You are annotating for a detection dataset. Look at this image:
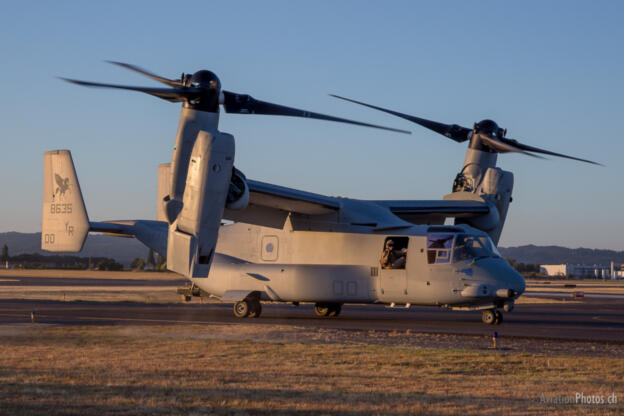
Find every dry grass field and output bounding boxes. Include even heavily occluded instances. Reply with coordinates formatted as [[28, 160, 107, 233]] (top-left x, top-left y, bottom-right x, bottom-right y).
[[0, 325, 622, 415], [1, 270, 623, 414]]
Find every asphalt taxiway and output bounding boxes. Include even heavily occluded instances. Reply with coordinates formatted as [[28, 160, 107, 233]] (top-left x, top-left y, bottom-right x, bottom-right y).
[[1, 271, 623, 343], [1, 298, 623, 343]]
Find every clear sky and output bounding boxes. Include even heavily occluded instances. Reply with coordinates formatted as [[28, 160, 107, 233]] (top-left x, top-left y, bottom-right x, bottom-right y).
[[0, 1, 622, 249]]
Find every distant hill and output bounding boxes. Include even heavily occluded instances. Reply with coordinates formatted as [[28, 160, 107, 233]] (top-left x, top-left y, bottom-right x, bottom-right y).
[[0, 232, 148, 266], [499, 245, 624, 266]]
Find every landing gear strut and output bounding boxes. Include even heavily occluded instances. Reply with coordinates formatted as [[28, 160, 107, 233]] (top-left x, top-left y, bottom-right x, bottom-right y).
[[494, 310, 503, 324], [314, 302, 342, 317], [233, 299, 262, 318], [482, 309, 503, 325]]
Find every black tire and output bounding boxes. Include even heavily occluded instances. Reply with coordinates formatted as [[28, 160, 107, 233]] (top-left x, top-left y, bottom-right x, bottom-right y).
[[328, 304, 342, 317], [248, 301, 262, 318], [482, 309, 496, 325], [233, 301, 250, 318], [494, 310, 503, 325], [314, 303, 330, 317]]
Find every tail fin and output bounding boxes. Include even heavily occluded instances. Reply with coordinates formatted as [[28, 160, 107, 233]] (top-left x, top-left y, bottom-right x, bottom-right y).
[[42, 150, 89, 252]]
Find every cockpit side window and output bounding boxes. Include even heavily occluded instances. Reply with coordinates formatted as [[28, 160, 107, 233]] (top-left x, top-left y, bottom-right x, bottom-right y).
[[479, 236, 502, 258], [380, 237, 408, 270], [452, 234, 500, 262], [426, 234, 454, 265]]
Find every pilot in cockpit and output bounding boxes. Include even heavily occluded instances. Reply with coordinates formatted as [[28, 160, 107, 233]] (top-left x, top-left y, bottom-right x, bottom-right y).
[[453, 241, 472, 261], [380, 239, 407, 269]]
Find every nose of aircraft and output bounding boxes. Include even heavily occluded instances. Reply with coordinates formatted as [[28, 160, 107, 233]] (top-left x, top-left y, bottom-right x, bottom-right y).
[[510, 267, 526, 296], [471, 258, 526, 296]]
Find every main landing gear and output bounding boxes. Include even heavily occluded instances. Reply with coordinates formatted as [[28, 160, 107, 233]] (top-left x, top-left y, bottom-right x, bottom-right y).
[[314, 302, 342, 317], [481, 309, 503, 325], [233, 299, 262, 318]]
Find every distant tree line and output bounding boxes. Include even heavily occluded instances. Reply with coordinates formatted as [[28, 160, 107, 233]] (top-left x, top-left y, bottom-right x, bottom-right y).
[[130, 248, 166, 271], [1, 244, 8, 264], [1, 243, 169, 272], [7, 252, 123, 270]]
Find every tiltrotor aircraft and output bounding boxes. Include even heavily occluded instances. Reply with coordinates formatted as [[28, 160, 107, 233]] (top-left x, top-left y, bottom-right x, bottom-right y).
[[42, 62, 598, 325]]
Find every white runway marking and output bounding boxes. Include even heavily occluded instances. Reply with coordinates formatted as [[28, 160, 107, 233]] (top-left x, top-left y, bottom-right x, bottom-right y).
[[525, 292, 624, 300]]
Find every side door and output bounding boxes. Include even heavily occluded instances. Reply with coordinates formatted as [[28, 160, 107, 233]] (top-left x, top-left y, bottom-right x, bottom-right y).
[[423, 233, 456, 304], [378, 236, 408, 301]]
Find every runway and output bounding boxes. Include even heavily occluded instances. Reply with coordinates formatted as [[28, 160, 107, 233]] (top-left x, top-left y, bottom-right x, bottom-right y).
[[1, 271, 623, 343], [1, 297, 623, 343]]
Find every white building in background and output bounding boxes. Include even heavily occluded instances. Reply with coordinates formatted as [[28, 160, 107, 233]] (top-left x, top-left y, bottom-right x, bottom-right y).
[[540, 263, 623, 279]]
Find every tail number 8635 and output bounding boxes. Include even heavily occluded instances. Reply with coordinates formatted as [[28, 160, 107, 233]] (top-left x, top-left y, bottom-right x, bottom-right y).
[[50, 203, 72, 214]]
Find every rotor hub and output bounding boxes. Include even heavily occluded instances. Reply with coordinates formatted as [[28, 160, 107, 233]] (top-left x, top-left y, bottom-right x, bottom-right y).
[[475, 119, 501, 136], [186, 70, 221, 112], [189, 70, 221, 91]]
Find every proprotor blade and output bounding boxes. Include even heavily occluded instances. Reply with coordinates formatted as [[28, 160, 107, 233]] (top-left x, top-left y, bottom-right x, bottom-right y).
[[59, 77, 201, 103], [499, 137, 603, 166], [222, 91, 411, 134], [477, 134, 545, 159], [331, 94, 470, 142], [106, 61, 184, 88]]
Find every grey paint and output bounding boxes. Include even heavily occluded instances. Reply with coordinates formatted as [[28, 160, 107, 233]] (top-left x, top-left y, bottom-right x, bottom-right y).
[[41, 101, 525, 316], [41, 150, 89, 252]]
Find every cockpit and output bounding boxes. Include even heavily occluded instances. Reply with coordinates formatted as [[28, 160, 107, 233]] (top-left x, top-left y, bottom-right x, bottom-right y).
[[427, 233, 501, 264]]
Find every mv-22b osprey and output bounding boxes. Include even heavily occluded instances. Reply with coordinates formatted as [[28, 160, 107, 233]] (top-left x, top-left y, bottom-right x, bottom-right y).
[[42, 62, 598, 325]]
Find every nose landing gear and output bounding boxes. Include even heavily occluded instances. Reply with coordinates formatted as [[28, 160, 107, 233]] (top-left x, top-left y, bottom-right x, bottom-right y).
[[482, 309, 503, 325]]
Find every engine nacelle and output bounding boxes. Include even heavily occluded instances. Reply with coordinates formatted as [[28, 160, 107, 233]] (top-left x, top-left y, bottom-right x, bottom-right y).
[[448, 148, 514, 245], [167, 129, 234, 277], [226, 167, 249, 211]]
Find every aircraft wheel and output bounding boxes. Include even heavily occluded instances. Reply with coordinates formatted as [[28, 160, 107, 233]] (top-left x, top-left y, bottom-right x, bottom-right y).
[[328, 304, 342, 317], [481, 309, 496, 325], [314, 303, 331, 317], [494, 310, 503, 325], [248, 301, 262, 318], [233, 301, 250, 318]]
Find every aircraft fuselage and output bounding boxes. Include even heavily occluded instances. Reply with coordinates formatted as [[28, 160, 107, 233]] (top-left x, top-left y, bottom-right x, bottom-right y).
[[190, 222, 525, 310]]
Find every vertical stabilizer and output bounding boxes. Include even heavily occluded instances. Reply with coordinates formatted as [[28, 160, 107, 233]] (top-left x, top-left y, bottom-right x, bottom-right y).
[[42, 150, 89, 252]]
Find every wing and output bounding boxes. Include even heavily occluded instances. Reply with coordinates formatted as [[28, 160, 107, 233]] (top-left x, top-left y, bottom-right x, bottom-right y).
[[372, 200, 490, 225], [223, 180, 341, 228], [224, 179, 491, 228], [245, 180, 340, 214], [54, 173, 63, 187]]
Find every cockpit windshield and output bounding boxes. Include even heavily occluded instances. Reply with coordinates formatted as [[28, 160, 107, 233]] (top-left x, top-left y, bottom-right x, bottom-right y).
[[452, 233, 501, 263], [426, 232, 502, 264]]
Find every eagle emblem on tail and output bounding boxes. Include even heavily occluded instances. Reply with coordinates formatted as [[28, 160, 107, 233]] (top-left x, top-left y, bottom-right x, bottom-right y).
[[54, 174, 70, 198]]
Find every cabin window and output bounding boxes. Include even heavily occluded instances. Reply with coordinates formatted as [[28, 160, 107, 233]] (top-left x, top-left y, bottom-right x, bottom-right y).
[[427, 234, 454, 264], [380, 237, 408, 270], [261, 235, 279, 261]]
